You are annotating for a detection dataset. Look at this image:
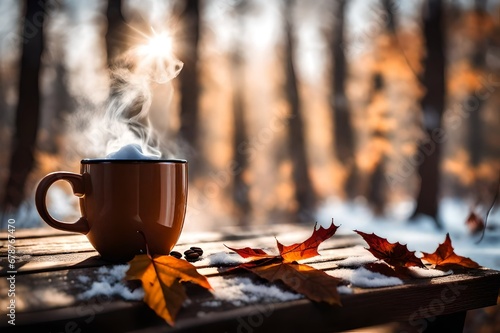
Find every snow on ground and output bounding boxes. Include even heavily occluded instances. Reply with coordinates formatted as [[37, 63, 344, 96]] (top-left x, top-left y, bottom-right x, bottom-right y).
[[407, 266, 453, 278], [196, 252, 247, 266], [337, 285, 353, 294], [336, 255, 377, 267], [78, 265, 144, 301], [316, 197, 500, 270], [205, 276, 303, 307], [328, 268, 403, 288]]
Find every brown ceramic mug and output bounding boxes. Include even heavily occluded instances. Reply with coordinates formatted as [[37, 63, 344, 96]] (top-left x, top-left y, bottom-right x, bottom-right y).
[[35, 159, 188, 262]]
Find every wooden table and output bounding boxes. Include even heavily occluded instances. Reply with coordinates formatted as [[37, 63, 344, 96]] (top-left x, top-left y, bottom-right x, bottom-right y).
[[1, 224, 499, 333]]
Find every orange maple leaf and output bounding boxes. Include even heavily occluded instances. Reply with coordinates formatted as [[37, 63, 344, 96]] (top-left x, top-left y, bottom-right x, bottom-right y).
[[355, 230, 426, 268], [421, 233, 480, 269], [126, 254, 212, 325], [465, 211, 485, 235], [277, 222, 339, 262], [227, 221, 342, 305], [227, 221, 338, 263]]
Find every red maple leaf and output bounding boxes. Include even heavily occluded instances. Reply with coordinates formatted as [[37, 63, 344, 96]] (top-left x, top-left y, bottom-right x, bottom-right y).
[[224, 246, 275, 259], [227, 221, 338, 263], [421, 233, 480, 269], [465, 211, 485, 235], [227, 221, 342, 304], [355, 230, 426, 268], [277, 222, 339, 262]]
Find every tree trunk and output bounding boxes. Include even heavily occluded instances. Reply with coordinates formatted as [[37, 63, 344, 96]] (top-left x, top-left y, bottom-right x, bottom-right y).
[[366, 74, 387, 215], [2, 0, 46, 210], [365, 0, 396, 214], [382, 0, 396, 33], [231, 2, 251, 224], [284, 1, 316, 219], [468, 0, 491, 209], [106, 0, 127, 67], [47, 60, 74, 153], [178, 0, 200, 160], [331, 0, 357, 198], [368, 154, 386, 215], [468, 1, 487, 169], [411, 0, 446, 228]]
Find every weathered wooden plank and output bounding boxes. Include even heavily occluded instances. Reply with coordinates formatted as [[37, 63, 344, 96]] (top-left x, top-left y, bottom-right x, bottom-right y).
[[2, 267, 499, 332], [1, 223, 356, 248], [115, 269, 500, 332], [2, 227, 499, 332], [0, 224, 362, 271], [2, 247, 498, 315], [0, 238, 365, 277], [0, 222, 314, 243], [0, 234, 94, 257], [0, 233, 85, 247], [0, 254, 106, 277], [0, 227, 71, 240]]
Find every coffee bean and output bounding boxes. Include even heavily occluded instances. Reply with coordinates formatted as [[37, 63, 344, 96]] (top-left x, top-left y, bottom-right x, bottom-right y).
[[184, 249, 195, 256], [170, 251, 182, 259], [185, 252, 199, 259], [190, 246, 203, 256], [185, 252, 200, 262]]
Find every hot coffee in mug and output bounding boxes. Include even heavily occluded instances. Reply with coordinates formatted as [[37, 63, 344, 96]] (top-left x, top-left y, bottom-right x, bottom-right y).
[[35, 159, 188, 262]]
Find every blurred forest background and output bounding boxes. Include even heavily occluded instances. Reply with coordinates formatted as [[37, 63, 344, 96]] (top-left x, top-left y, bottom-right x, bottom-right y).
[[0, 0, 500, 230]]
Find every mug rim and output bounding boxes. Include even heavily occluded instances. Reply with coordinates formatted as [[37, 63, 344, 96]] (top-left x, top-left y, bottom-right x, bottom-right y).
[[81, 159, 187, 164]]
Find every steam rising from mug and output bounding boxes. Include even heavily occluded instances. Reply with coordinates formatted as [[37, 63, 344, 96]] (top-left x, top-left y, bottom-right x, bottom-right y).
[[69, 31, 183, 159]]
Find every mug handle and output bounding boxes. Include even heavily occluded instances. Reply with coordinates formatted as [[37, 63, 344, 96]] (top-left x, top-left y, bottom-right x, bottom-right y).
[[35, 172, 90, 234]]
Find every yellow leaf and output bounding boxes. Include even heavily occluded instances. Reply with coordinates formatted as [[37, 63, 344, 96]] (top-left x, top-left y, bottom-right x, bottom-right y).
[[126, 254, 153, 280], [126, 254, 212, 325], [153, 255, 212, 290]]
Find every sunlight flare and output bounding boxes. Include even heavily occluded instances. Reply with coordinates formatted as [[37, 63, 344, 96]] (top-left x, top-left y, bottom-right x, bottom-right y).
[[138, 31, 174, 58], [133, 29, 183, 84]]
